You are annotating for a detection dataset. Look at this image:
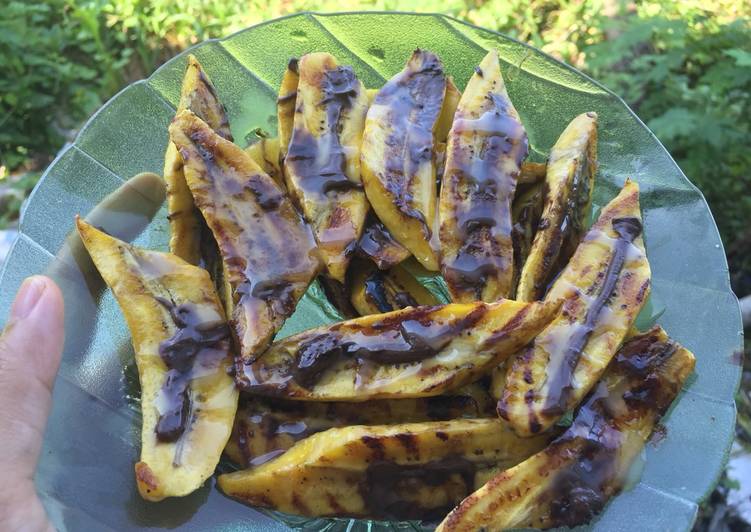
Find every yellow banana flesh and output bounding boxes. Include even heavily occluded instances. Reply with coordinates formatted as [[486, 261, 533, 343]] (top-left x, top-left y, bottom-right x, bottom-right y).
[[218, 418, 550, 519], [224, 383, 496, 467]]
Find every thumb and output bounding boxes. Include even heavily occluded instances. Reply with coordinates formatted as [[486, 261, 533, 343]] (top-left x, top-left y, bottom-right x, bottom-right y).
[[0, 275, 64, 487]]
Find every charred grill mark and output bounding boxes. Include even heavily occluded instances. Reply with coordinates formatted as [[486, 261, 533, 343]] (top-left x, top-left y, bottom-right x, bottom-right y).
[[362, 435, 386, 460], [192, 68, 232, 141], [395, 432, 419, 457], [326, 493, 345, 514], [482, 305, 530, 346], [292, 493, 311, 515], [635, 279, 650, 304], [252, 493, 274, 508], [277, 91, 297, 104], [542, 216, 643, 416]]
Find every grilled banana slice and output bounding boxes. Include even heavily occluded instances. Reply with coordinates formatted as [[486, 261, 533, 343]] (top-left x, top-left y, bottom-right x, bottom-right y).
[[75, 219, 237, 501], [164, 54, 232, 265], [245, 136, 283, 188], [169, 111, 321, 378], [277, 58, 299, 159], [497, 180, 651, 435], [357, 214, 411, 270], [284, 52, 370, 282], [516, 112, 598, 301], [219, 419, 550, 519], [224, 383, 496, 467], [511, 181, 545, 294], [361, 50, 447, 271], [349, 260, 438, 315], [436, 76, 461, 142], [438, 327, 695, 531], [245, 298, 559, 400], [439, 50, 529, 303]]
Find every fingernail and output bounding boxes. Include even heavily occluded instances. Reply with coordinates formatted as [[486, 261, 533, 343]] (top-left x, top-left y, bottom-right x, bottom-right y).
[[11, 276, 47, 320]]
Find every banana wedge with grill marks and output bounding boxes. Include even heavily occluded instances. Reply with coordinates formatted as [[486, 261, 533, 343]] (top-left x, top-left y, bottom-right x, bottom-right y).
[[218, 419, 551, 519], [439, 50, 529, 303], [349, 260, 438, 316], [75, 219, 237, 501], [496, 180, 651, 436], [438, 327, 695, 531], [511, 180, 545, 294], [277, 58, 299, 159], [169, 111, 321, 379], [516, 111, 598, 301], [361, 50, 447, 271], [284, 52, 370, 282], [245, 136, 283, 188], [436, 76, 461, 142], [245, 298, 559, 401], [164, 54, 232, 265], [224, 383, 496, 467]]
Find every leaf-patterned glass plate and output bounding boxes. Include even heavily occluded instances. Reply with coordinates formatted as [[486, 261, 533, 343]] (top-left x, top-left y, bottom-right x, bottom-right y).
[[0, 12, 743, 532]]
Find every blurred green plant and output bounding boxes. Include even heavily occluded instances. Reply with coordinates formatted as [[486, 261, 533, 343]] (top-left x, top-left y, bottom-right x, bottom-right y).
[[0, 0, 749, 292], [585, 3, 751, 292]]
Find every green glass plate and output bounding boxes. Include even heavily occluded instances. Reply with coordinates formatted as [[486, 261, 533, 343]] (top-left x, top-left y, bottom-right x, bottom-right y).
[[0, 11, 743, 532]]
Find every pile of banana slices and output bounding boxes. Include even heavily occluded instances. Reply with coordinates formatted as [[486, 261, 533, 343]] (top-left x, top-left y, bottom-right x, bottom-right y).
[[76, 49, 696, 530]]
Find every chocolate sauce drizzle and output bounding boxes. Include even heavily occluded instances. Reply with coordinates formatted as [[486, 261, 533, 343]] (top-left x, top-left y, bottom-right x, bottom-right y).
[[377, 50, 445, 233], [443, 92, 528, 296], [542, 329, 685, 528], [364, 270, 393, 312], [357, 217, 407, 270], [542, 216, 642, 415], [291, 306, 486, 388], [286, 65, 362, 196], [154, 297, 229, 442]]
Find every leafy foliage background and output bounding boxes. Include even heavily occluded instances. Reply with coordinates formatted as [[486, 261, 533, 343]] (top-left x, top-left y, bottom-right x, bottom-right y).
[[2, 0, 748, 295]]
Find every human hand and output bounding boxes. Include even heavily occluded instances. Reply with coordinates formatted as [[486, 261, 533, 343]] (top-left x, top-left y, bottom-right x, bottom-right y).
[[0, 276, 64, 532]]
